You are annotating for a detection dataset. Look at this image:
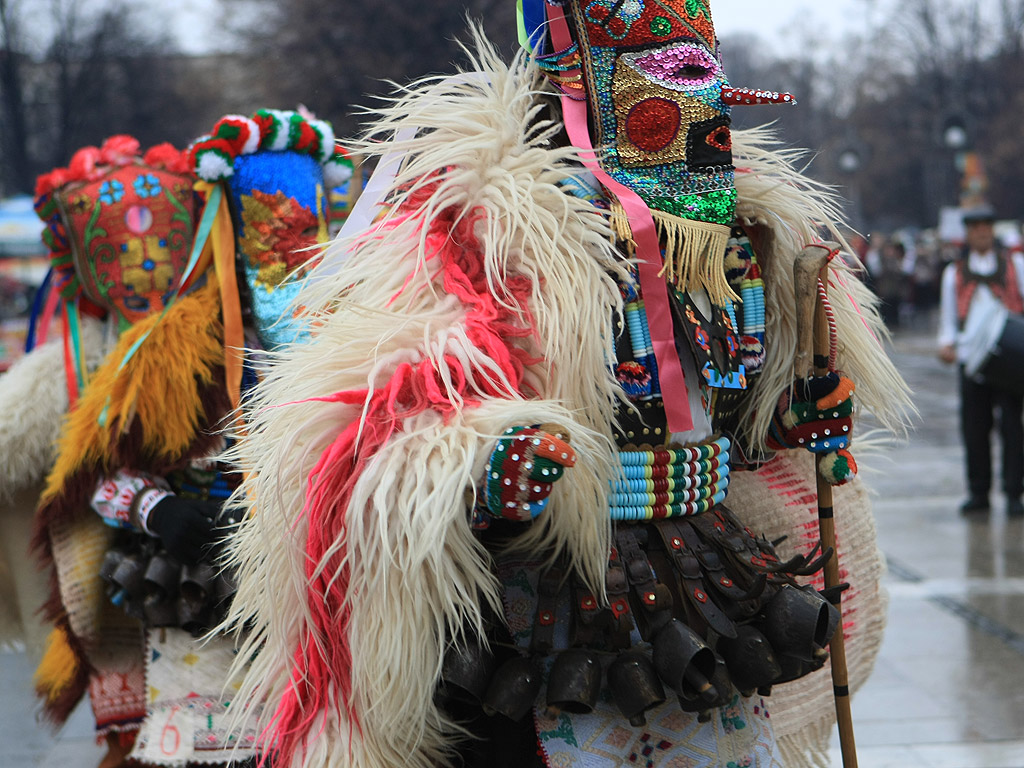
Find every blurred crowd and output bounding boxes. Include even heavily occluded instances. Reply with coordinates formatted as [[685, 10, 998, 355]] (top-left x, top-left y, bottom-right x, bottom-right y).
[[848, 222, 1024, 331]]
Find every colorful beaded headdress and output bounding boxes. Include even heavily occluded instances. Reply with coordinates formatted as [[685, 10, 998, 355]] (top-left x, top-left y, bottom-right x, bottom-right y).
[[520, 0, 792, 432], [527, 0, 734, 301], [35, 136, 200, 331], [190, 109, 353, 350]]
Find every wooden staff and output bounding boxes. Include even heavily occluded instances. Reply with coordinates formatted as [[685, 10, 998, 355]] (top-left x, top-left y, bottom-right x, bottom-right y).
[[794, 243, 859, 768]]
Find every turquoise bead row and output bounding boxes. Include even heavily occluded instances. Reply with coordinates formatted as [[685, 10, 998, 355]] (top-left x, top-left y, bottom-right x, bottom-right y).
[[617, 436, 730, 465], [610, 477, 729, 507], [624, 299, 659, 395], [617, 457, 728, 480]]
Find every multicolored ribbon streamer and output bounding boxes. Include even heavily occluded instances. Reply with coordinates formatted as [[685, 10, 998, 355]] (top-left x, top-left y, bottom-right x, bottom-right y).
[[517, 0, 547, 52], [196, 180, 245, 411], [61, 299, 83, 408], [25, 267, 54, 353]]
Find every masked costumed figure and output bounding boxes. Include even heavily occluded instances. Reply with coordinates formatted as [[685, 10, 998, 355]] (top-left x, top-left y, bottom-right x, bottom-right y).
[[219, 5, 910, 768], [25, 135, 222, 768], [29, 113, 348, 768]]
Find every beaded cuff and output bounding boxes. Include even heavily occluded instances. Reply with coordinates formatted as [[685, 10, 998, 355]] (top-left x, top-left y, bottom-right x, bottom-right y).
[[91, 469, 170, 531], [133, 486, 172, 535]]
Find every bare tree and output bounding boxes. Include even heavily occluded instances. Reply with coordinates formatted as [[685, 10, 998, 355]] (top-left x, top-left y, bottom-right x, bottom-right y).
[[0, 0, 225, 194], [221, 0, 518, 137], [214, 0, 1024, 228], [0, 0, 31, 193], [761, 0, 1024, 229]]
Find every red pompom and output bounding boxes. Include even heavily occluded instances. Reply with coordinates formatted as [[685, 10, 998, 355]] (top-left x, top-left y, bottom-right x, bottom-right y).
[[251, 112, 276, 145], [100, 135, 141, 165], [293, 120, 319, 154], [212, 117, 252, 155], [68, 147, 102, 180], [143, 143, 189, 174], [35, 168, 70, 198]]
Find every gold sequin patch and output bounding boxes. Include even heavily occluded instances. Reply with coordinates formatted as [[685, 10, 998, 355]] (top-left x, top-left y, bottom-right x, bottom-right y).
[[612, 58, 718, 168]]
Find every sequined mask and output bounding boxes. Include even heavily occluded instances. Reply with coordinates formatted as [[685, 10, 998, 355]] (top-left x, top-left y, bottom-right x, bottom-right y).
[[56, 166, 196, 328], [566, 0, 735, 227]]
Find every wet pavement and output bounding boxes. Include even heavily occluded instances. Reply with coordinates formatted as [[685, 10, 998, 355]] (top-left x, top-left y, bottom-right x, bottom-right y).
[[3, 326, 1024, 767], [826, 328, 1024, 768]]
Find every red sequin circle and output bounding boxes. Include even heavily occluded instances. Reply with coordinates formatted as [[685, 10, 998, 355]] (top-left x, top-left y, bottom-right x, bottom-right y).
[[625, 98, 681, 153], [706, 124, 733, 152]]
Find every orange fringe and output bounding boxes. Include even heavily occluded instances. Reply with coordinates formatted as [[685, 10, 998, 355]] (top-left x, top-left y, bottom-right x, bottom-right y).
[[34, 625, 79, 703], [40, 280, 224, 507]]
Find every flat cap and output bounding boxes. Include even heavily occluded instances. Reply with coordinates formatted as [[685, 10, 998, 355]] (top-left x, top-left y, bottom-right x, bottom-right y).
[[962, 203, 997, 224]]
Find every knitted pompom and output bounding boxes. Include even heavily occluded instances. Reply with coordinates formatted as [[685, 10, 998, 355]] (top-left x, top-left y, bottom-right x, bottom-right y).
[[323, 154, 354, 188], [99, 135, 142, 164], [307, 118, 336, 164], [68, 146, 102, 181], [818, 448, 857, 485], [263, 109, 294, 151], [211, 115, 261, 156], [195, 147, 235, 182], [143, 143, 191, 174]]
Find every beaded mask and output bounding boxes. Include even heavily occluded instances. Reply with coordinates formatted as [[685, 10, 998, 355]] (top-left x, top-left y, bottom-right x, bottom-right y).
[[565, 0, 735, 232], [35, 138, 198, 330]]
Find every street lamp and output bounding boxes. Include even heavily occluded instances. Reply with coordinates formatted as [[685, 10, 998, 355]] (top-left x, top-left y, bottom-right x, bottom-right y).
[[838, 148, 862, 175], [942, 117, 968, 152], [836, 140, 866, 231]]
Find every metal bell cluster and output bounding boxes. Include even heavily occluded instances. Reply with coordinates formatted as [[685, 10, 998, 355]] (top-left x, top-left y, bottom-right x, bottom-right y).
[[438, 641, 542, 722], [646, 583, 841, 720], [100, 544, 237, 636], [438, 547, 840, 727]]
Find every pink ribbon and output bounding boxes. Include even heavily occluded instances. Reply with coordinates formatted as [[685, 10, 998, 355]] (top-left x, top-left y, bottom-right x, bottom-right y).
[[545, 5, 693, 432], [35, 276, 63, 347]]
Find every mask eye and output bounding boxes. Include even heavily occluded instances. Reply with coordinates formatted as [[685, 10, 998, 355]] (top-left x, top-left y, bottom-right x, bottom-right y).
[[673, 64, 709, 80]]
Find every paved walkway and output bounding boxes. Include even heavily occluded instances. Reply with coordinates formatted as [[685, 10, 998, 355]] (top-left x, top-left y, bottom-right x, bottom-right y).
[[824, 329, 1024, 768], [3, 328, 1024, 767]]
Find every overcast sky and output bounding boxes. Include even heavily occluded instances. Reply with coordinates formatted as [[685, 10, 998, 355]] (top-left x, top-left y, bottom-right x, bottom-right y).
[[163, 0, 1010, 58], [713, 0, 894, 52], [169, 1, 894, 55]]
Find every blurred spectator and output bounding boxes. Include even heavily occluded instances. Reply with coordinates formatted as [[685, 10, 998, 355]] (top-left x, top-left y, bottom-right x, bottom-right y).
[[937, 205, 1024, 516], [873, 237, 906, 327]]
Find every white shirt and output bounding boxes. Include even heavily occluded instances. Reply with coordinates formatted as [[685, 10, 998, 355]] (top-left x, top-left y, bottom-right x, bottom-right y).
[[937, 250, 1024, 359]]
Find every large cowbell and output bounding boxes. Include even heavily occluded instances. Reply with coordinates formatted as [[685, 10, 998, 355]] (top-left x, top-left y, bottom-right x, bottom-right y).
[[227, 151, 328, 350]]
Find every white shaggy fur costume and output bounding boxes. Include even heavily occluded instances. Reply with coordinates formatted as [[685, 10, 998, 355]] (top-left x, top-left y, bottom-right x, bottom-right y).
[[222, 36, 909, 768], [0, 319, 106, 655]]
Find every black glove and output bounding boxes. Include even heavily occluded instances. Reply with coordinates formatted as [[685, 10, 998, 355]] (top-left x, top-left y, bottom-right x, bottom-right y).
[[146, 495, 223, 564]]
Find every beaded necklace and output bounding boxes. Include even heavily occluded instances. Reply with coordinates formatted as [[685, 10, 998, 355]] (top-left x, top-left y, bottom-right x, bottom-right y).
[[609, 436, 730, 520]]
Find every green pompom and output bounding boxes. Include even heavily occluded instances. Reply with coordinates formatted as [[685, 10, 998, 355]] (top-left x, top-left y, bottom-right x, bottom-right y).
[[818, 449, 857, 486]]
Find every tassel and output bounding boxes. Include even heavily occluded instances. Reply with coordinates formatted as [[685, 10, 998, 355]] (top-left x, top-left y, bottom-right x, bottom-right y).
[[608, 203, 635, 258], [610, 203, 736, 304]]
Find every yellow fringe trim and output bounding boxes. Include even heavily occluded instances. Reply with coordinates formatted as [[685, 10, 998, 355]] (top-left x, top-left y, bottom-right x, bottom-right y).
[[34, 626, 78, 702], [41, 279, 224, 505], [609, 202, 737, 304]]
